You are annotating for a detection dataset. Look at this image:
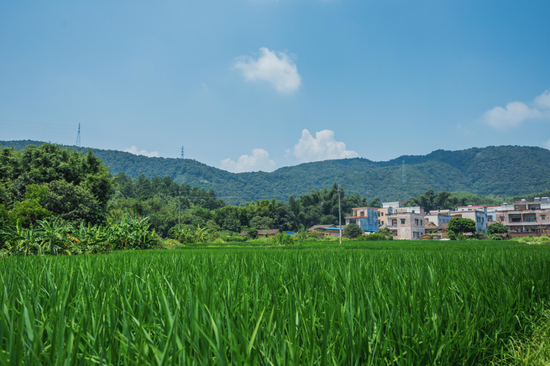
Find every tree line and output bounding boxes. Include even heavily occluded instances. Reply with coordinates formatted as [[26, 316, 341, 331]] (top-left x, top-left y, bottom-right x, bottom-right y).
[[1, 143, 520, 243]]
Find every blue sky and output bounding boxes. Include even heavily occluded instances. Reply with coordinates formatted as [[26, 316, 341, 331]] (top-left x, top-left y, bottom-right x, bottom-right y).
[[1, 0, 550, 172]]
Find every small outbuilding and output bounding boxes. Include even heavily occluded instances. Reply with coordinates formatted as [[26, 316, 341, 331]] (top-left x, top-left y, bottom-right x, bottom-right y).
[[257, 229, 281, 238]]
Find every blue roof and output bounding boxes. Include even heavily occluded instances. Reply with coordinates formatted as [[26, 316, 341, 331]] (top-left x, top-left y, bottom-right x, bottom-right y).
[[322, 227, 342, 230]]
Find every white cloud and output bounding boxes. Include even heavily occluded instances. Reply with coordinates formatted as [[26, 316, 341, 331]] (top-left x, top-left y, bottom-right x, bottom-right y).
[[233, 47, 301, 93], [293, 129, 359, 163], [220, 148, 276, 173], [535, 90, 550, 109], [544, 139, 550, 150], [124, 146, 159, 158], [482, 90, 550, 129]]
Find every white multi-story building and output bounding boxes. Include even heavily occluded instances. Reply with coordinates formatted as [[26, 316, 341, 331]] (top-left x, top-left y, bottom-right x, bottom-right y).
[[451, 208, 488, 234]]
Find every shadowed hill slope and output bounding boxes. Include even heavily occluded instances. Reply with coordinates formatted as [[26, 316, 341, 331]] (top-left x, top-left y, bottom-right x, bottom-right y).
[[2, 140, 549, 204]]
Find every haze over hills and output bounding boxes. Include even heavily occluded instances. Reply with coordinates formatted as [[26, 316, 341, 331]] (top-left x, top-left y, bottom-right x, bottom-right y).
[[2, 140, 550, 204]]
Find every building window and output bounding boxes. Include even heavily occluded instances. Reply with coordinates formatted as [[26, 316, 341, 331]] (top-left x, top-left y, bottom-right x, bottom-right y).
[[381, 212, 384, 216], [415, 219, 419, 225], [420, 220, 423, 226], [542, 215, 546, 221], [509, 215, 522, 223], [360, 212, 364, 216], [400, 219, 406, 225]]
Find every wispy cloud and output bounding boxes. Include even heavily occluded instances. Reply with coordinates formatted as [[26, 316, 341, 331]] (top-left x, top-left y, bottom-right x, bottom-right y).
[[124, 146, 159, 158], [544, 138, 550, 150], [233, 48, 301, 93], [293, 129, 358, 163], [220, 148, 276, 173], [482, 90, 550, 129]]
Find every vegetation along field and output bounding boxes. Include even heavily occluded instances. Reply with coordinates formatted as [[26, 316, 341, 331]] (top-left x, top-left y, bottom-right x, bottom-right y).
[[2, 241, 550, 365]]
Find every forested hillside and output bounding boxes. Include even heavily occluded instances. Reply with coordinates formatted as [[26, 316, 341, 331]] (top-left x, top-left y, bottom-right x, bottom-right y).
[[2, 140, 550, 204]]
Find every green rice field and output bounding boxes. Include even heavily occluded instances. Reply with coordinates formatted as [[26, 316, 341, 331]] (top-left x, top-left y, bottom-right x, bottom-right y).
[[1, 241, 550, 365]]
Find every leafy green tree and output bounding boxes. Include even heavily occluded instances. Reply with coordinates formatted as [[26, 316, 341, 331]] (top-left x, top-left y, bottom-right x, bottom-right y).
[[0, 143, 114, 224], [42, 180, 104, 225], [367, 197, 382, 208], [448, 217, 476, 234], [488, 222, 508, 235], [447, 229, 457, 240], [249, 216, 274, 229], [344, 223, 363, 238], [8, 199, 52, 227], [377, 227, 392, 239]]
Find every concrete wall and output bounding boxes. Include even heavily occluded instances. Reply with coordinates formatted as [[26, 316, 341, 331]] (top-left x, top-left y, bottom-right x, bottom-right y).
[[393, 206, 425, 215], [382, 202, 404, 209], [386, 213, 426, 240], [425, 214, 452, 226]]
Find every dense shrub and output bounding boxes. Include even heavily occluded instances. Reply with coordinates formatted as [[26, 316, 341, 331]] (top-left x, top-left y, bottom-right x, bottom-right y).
[[363, 233, 390, 241]]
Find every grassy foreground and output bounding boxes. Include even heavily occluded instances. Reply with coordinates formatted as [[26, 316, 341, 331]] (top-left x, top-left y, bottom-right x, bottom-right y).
[[1, 241, 550, 365]]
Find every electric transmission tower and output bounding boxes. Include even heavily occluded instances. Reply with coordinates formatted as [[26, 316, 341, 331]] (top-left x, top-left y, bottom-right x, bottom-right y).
[[181, 146, 184, 159], [402, 160, 406, 183], [76, 124, 81, 147]]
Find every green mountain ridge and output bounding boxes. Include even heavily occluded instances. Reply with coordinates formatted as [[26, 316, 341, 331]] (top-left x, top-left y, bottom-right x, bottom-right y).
[[2, 140, 550, 204]]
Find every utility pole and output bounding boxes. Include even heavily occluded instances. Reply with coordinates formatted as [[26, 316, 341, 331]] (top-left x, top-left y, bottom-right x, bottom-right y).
[[338, 185, 342, 245], [178, 191, 181, 230]]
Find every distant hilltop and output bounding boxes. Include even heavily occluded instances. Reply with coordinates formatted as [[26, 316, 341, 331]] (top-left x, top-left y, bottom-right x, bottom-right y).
[[2, 140, 550, 205]]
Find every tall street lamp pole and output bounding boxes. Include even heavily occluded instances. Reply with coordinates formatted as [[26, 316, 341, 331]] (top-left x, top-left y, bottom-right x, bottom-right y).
[[178, 191, 181, 230], [338, 185, 342, 245]]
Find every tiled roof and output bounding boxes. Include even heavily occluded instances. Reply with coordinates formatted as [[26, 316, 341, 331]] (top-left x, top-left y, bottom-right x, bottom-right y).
[[257, 229, 280, 235]]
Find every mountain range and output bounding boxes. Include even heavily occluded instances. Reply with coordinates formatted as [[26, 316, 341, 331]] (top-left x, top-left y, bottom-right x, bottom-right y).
[[2, 140, 550, 204]]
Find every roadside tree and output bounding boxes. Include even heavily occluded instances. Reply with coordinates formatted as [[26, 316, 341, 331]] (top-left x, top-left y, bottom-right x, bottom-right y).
[[448, 217, 476, 234], [344, 223, 363, 238], [488, 222, 508, 235]]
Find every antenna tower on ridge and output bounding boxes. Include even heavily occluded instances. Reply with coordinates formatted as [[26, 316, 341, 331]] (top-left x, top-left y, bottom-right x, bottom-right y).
[[76, 124, 81, 147], [181, 146, 184, 159], [402, 160, 406, 183]]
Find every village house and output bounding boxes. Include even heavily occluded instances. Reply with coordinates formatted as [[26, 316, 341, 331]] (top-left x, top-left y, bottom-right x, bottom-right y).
[[450, 208, 488, 234], [425, 212, 452, 226], [257, 229, 280, 237], [492, 198, 550, 236], [380, 202, 425, 239], [385, 212, 426, 239], [344, 207, 379, 233], [307, 225, 342, 238], [456, 205, 500, 223]]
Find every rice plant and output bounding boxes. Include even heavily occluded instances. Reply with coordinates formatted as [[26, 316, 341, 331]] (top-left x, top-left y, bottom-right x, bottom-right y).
[[0, 242, 549, 365]]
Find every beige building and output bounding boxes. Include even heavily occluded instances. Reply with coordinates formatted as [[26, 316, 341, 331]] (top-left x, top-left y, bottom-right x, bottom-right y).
[[425, 213, 452, 226], [385, 212, 426, 240]]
